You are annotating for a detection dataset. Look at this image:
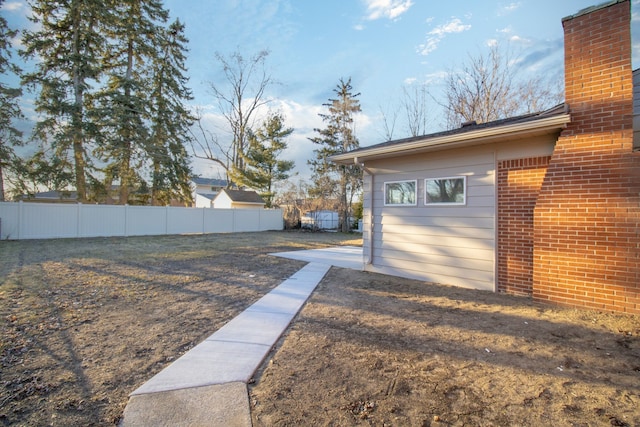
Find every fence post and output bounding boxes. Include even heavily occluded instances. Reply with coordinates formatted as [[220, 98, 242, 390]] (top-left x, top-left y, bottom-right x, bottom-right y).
[[165, 205, 169, 235], [17, 200, 23, 240], [77, 203, 82, 238]]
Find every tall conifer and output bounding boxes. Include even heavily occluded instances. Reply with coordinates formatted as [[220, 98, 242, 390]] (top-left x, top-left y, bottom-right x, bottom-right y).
[[147, 19, 194, 206], [21, 0, 111, 201], [0, 0, 24, 201], [308, 78, 362, 232], [96, 0, 168, 204]]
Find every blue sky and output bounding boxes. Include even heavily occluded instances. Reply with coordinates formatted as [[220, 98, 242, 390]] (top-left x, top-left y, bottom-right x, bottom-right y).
[[2, 0, 639, 181]]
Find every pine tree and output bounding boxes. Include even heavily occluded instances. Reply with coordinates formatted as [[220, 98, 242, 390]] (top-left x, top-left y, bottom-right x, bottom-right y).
[[230, 112, 294, 207], [147, 19, 194, 206], [21, 0, 111, 201], [95, 0, 168, 204], [0, 0, 24, 201], [308, 78, 362, 232]]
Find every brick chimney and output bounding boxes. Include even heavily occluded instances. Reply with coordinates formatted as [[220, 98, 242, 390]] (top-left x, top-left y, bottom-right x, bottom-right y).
[[533, 0, 640, 313]]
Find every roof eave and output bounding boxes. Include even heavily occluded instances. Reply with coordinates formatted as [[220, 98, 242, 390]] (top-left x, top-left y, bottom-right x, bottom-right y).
[[331, 113, 571, 165]]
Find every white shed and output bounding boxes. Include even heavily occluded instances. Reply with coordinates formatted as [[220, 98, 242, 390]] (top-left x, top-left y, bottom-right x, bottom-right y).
[[212, 189, 266, 209], [301, 210, 339, 230]]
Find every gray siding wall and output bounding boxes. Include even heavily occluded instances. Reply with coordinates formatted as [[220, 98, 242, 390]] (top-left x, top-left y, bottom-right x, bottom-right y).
[[363, 146, 496, 290]]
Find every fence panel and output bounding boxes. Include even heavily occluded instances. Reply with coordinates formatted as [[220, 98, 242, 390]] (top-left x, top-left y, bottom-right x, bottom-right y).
[[0, 201, 283, 240], [261, 209, 285, 230], [80, 204, 126, 237], [203, 208, 234, 233], [23, 203, 78, 239], [167, 207, 203, 235], [125, 206, 166, 236], [0, 203, 19, 239], [234, 209, 261, 232]]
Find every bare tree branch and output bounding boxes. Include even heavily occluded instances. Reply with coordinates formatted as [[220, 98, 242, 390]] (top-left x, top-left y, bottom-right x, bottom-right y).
[[209, 50, 275, 175], [189, 107, 231, 175], [378, 102, 398, 141], [442, 44, 563, 129]]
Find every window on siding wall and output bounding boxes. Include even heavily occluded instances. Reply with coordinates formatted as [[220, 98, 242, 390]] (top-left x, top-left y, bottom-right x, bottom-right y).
[[384, 180, 417, 206], [425, 176, 466, 205]]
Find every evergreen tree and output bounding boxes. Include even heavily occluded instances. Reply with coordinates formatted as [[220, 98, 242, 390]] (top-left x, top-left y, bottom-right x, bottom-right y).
[[230, 112, 294, 207], [95, 0, 169, 204], [0, 0, 24, 201], [308, 78, 362, 232], [147, 19, 194, 206], [21, 0, 111, 201]]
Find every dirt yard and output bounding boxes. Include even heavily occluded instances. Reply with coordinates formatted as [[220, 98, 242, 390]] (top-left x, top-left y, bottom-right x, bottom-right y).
[[1, 231, 639, 426]]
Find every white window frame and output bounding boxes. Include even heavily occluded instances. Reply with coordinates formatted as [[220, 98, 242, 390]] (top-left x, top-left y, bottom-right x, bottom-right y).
[[424, 176, 467, 206], [384, 180, 417, 206]]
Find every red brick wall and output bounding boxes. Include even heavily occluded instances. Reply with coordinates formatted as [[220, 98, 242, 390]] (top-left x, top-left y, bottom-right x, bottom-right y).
[[498, 157, 550, 296], [533, 0, 640, 314]]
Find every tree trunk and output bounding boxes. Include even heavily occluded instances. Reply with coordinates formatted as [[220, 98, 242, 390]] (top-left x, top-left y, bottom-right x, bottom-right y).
[[71, 5, 87, 202], [0, 164, 5, 202]]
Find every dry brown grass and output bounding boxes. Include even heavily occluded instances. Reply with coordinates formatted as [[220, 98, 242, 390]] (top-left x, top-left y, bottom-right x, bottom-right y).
[[0, 231, 360, 426]]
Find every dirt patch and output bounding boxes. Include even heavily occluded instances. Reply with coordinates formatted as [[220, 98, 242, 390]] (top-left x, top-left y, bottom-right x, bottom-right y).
[[250, 268, 640, 427], [1, 231, 638, 426], [0, 231, 359, 426]]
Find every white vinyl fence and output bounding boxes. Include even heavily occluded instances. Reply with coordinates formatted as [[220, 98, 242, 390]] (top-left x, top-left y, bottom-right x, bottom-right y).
[[0, 202, 283, 240]]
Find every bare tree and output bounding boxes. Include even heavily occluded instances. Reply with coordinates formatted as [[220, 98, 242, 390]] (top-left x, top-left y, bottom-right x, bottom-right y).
[[204, 50, 274, 183], [378, 102, 398, 141], [442, 44, 563, 129], [189, 106, 233, 176], [517, 75, 564, 115], [378, 83, 432, 141], [401, 84, 431, 137]]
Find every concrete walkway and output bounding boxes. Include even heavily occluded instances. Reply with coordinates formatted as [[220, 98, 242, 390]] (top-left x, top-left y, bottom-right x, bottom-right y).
[[120, 246, 362, 427], [270, 245, 362, 270]]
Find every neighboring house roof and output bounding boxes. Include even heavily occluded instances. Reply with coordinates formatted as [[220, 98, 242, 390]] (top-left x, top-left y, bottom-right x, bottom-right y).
[[26, 190, 78, 200], [197, 193, 217, 201], [191, 177, 227, 187], [332, 104, 571, 164], [217, 189, 265, 204]]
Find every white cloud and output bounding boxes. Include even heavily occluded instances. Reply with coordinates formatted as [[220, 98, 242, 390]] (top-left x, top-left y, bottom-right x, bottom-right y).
[[487, 39, 498, 47], [417, 17, 471, 56], [424, 71, 448, 83], [10, 34, 24, 49], [1, 1, 25, 12], [363, 0, 413, 21], [189, 98, 378, 181], [354, 24, 365, 31], [417, 38, 440, 56], [509, 34, 528, 44], [429, 18, 471, 37], [498, 2, 522, 16]]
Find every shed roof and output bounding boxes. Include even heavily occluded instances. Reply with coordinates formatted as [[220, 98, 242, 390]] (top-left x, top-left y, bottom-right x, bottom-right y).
[[219, 189, 265, 204], [331, 104, 571, 165]]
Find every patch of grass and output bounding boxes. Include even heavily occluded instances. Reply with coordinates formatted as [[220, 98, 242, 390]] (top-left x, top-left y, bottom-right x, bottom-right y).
[[0, 231, 361, 426]]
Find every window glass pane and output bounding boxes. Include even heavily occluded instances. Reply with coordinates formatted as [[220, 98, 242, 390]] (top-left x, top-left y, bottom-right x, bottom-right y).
[[385, 181, 416, 205], [425, 177, 465, 204]]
